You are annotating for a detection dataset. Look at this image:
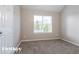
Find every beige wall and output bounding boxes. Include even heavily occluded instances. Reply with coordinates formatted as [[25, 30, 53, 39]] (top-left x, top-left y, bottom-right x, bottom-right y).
[[20, 7, 61, 41], [61, 6, 79, 44]]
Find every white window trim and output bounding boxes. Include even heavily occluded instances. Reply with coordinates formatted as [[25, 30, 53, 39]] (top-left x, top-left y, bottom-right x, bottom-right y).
[[34, 15, 52, 33]]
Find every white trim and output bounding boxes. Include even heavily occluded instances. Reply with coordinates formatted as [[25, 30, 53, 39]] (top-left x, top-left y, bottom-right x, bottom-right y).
[[62, 38, 79, 46], [16, 40, 22, 48], [12, 40, 22, 54], [21, 38, 61, 42]]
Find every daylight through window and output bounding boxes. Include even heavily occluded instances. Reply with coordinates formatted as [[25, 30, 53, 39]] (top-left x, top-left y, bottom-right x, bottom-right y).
[[34, 15, 52, 33]]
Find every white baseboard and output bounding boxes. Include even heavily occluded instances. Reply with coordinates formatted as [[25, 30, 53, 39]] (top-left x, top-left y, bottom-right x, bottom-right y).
[[12, 40, 22, 54], [16, 40, 22, 48], [62, 38, 79, 46], [21, 38, 61, 42]]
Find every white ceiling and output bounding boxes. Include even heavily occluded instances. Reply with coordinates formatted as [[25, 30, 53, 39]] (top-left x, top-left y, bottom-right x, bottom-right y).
[[21, 5, 64, 12]]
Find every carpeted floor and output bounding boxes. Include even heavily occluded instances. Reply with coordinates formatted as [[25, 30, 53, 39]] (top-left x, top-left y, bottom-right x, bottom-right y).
[[16, 39, 79, 54]]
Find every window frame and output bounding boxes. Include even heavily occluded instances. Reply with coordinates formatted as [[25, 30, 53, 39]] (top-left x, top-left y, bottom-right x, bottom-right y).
[[33, 15, 52, 33]]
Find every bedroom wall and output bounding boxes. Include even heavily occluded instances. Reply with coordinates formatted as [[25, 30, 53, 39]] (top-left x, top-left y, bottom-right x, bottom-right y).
[[13, 6, 21, 47], [20, 7, 61, 41], [61, 5, 79, 45]]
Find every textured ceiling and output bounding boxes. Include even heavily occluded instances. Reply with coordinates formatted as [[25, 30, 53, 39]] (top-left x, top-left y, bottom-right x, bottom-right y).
[[21, 5, 64, 12]]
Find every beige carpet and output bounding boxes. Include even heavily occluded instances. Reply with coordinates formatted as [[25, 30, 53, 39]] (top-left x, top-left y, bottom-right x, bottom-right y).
[[16, 39, 79, 54]]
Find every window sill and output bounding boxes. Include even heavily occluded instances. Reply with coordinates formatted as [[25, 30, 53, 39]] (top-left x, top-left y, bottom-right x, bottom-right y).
[[33, 32, 53, 34]]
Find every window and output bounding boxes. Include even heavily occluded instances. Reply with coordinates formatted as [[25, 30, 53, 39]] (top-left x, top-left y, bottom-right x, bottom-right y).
[[34, 15, 52, 33]]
